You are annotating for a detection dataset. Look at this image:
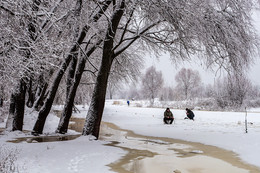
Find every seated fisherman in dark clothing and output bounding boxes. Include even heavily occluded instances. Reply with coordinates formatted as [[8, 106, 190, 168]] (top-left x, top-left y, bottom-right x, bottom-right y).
[[185, 108, 195, 120], [164, 108, 174, 124]]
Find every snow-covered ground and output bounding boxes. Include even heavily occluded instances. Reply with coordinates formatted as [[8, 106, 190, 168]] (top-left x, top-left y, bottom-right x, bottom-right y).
[[103, 100, 260, 168], [0, 100, 260, 172], [0, 106, 125, 173]]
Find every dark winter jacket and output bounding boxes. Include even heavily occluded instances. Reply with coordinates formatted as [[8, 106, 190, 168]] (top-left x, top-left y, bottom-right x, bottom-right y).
[[164, 110, 173, 118], [186, 109, 194, 119]]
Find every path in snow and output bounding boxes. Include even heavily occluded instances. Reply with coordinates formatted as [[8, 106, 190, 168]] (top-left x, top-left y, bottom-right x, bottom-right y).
[[100, 122, 260, 173]]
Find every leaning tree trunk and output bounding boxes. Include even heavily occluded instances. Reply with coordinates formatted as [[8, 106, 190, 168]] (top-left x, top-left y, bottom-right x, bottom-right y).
[[82, 55, 113, 138], [56, 57, 85, 134], [12, 79, 27, 131], [33, 82, 48, 111], [82, 0, 125, 139], [56, 40, 101, 134], [0, 85, 4, 107], [66, 56, 78, 99], [32, 60, 73, 134], [66, 0, 82, 99], [32, 0, 112, 135]]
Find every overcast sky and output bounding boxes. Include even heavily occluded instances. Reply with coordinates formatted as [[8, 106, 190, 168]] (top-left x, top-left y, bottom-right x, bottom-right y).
[[144, 10, 260, 87]]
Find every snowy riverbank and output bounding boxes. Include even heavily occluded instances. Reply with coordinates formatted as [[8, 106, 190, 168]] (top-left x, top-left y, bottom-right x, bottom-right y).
[[0, 100, 260, 172], [102, 101, 260, 168]]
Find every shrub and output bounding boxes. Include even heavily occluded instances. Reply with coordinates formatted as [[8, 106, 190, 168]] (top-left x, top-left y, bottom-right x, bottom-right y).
[[0, 144, 20, 173]]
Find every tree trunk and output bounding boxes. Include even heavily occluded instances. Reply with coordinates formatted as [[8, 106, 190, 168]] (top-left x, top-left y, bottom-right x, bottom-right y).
[[66, 56, 78, 99], [33, 82, 48, 111], [66, 0, 82, 99], [12, 79, 27, 131], [56, 40, 101, 133], [26, 79, 35, 108], [0, 86, 3, 107], [0, 98, 3, 107], [6, 93, 16, 130], [82, 55, 113, 138], [82, 0, 125, 139], [32, 64, 71, 134], [56, 57, 85, 133], [32, 24, 87, 135], [184, 86, 188, 100], [31, 1, 112, 135], [109, 91, 113, 100], [9, 94, 16, 115]]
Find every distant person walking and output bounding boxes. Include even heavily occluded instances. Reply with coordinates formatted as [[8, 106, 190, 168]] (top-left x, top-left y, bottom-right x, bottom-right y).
[[127, 100, 130, 106], [164, 108, 174, 124], [185, 108, 195, 120]]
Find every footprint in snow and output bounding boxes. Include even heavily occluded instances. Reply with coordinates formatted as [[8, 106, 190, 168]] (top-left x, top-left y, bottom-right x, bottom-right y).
[[68, 155, 87, 172]]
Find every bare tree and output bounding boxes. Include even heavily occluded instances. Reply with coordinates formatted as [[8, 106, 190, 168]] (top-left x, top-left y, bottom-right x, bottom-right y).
[[175, 68, 201, 100], [82, 0, 162, 138], [214, 73, 252, 108], [160, 87, 175, 101], [227, 74, 252, 107], [1, 0, 83, 131], [82, 0, 127, 138], [82, 0, 259, 139], [55, 38, 102, 134], [126, 86, 141, 100], [32, 0, 113, 134], [1, 0, 259, 137], [204, 84, 215, 98], [142, 66, 164, 104]]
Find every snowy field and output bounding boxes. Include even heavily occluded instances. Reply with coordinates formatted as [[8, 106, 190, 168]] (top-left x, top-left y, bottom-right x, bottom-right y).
[[103, 101, 260, 168], [0, 100, 260, 172]]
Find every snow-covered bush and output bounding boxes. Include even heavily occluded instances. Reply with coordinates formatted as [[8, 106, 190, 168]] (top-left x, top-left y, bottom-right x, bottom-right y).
[[0, 145, 20, 173], [0, 101, 8, 124]]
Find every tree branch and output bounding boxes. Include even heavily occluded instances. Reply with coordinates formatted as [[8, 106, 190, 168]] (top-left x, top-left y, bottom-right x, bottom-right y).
[[0, 5, 15, 15], [113, 7, 136, 51], [114, 20, 161, 57]]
